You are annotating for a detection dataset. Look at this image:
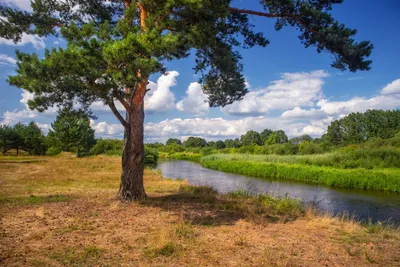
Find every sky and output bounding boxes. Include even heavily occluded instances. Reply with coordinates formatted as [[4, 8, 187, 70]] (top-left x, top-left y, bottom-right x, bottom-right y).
[[0, 0, 399, 143]]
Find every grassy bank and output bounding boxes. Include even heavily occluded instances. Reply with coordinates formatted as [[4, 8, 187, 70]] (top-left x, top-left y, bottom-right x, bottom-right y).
[[158, 151, 202, 162], [202, 154, 400, 192], [1, 154, 399, 266]]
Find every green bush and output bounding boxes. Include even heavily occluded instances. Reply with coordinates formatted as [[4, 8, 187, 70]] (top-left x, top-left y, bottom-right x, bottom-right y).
[[46, 146, 62, 156]]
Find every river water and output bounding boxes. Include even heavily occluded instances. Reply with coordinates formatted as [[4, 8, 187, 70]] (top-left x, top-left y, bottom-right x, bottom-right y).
[[156, 160, 400, 224]]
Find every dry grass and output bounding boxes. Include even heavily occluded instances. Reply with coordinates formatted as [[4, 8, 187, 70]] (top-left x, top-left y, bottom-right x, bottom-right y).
[[0, 153, 399, 266]]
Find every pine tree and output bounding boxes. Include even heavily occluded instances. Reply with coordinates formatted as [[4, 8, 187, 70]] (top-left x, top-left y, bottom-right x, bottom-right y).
[[1, 0, 373, 200]]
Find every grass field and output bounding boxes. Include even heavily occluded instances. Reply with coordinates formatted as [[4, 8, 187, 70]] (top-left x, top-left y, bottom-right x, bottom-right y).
[[1, 154, 399, 266], [202, 154, 400, 192]]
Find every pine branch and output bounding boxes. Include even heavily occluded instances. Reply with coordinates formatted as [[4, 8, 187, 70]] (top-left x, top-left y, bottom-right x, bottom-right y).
[[107, 98, 129, 128]]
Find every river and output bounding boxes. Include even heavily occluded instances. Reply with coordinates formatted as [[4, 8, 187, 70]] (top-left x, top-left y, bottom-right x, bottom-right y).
[[156, 160, 400, 224]]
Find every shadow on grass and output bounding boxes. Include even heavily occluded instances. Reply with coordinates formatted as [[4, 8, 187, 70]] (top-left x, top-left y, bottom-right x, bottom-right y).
[[140, 185, 305, 227]]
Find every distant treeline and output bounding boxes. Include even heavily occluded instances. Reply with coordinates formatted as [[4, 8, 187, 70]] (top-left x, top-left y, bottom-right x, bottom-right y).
[[1, 109, 399, 159]]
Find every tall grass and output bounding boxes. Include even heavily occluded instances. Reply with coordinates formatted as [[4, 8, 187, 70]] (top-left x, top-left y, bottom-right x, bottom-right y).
[[201, 157, 400, 192], [204, 147, 400, 169]]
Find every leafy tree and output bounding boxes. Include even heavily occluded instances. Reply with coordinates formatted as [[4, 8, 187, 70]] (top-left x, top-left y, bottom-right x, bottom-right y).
[[260, 129, 273, 143], [265, 130, 288, 145], [207, 141, 215, 148], [184, 137, 208, 148], [12, 123, 26, 155], [0, 125, 18, 155], [241, 130, 263, 146], [224, 139, 234, 148], [47, 108, 96, 156], [325, 110, 400, 146], [214, 140, 226, 149], [1, 0, 373, 200], [22, 122, 47, 155], [233, 138, 242, 148], [166, 138, 182, 146], [290, 134, 313, 144]]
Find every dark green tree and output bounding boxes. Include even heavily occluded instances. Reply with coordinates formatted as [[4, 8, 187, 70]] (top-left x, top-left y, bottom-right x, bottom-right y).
[[0, 125, 18, 155], [47, 108, 96, 156], [224, 139, 235, 148], [214, 140, 226, 149], [166, 138, 182, 146], [260, 129, 273, 143], [241, 130, 263, 146], [1, 0, 373, 200], [23, 122, 47, 155], [265, 130, 288, 145], [184, 137, 208, 148], [12, 123, 26, 155]]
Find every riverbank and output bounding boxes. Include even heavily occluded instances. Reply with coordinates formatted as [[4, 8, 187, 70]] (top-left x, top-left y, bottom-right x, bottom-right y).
[[201, 154, 400, 192], [1, 154, 399, 266]]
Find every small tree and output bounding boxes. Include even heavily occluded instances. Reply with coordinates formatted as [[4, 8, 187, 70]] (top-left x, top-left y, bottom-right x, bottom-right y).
[[166, 138, 182, 146], [260, 129, 273, 143], [48, 108, 96, 156], [265, 130, 288, 145], [1, 0, 373, 200], [214, 140, 226, 149], [0, 125, 18, 155], [184, 137, 208, 148], [241, 130, 263, 146], [22, 122, 47, 155]]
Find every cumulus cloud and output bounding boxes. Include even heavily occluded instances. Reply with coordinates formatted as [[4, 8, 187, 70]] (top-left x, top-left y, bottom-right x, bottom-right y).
[[317, 95, 400, 116], [176, 82, 209, 116], [0, 91, 57, 125], [381, 79, 400, 95], [0, 33, 45, 50], [281, 107, 327, 120], [222, 70, 328, 116], [0, 54, 16, 66], [144, 71, 178, 113]]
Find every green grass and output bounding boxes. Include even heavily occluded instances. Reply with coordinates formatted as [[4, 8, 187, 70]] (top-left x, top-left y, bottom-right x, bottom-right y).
[[159, 152, 202, 162], [201, 156, 400, 192], [204, 148, 400, 169], [0, 194, 73, 205]]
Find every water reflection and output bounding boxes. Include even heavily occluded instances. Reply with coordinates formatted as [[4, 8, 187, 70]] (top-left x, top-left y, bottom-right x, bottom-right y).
[[156, 160, 400, 224]]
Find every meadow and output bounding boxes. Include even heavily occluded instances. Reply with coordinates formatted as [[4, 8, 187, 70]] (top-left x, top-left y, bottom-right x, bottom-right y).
[[1, 154, 399, 266]]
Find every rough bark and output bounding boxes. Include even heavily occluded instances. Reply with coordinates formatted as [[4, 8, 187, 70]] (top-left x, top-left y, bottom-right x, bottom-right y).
[[118, 101, 147, 201]]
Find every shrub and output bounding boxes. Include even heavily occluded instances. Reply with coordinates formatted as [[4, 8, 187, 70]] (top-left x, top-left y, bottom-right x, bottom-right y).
[[46, 146, 62, 156]]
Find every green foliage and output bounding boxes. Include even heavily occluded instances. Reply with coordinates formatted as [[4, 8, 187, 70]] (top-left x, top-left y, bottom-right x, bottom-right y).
[[298, 141, 324, 155], [325, 110, 400, 146], [240, 130, 263, 146], [90, 139, 124, 155], [265, 130, 288, 145], [201, 157, 400, 192], [290, 134, 313, 144], [183, 137, 208, 148], [47, 107, 96, 156], [214, 140, 226, 149], [260, 129, 273, 143], [0, 122, 46, 155], [166, 138, 182, 146], [46, 146, 62, 156]]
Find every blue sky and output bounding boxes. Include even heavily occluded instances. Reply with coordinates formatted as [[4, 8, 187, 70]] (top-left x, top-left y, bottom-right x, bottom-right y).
[[0, 0, 399, 142]]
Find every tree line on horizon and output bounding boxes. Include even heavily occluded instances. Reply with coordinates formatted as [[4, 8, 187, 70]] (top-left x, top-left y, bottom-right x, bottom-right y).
[[1, 109, 399, 157]]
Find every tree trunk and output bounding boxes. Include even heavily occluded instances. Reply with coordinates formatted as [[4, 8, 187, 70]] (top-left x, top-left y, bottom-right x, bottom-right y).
[[118, 102, 147, 201]]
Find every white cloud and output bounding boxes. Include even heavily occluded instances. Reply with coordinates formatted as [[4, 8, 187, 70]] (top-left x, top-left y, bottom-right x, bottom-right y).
[[222, 70, 328, 116], [317, 95, 400, 116], [381, 79, 400, 95], [90, 120, 124, 137], [176, 82, 209, 116], [1, 0, 32, 11], [0, 54, 16, 66], [281, 107, 327, 120], [0, 33, 45, 50], [144, 71, 178, 113]]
